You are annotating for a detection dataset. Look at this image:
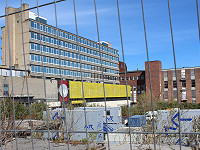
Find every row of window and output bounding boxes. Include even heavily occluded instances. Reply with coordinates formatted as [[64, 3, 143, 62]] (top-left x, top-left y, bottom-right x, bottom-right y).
[[30, 33, 118, 62], [30, 20, 118, 56], [30, 43, 119, 68], [164, 90, 196, 99], [30, 54, 118, 74], [163, 69, 195, 78], [0, 69, 26, 77], [120, 75, 145, 81], [31, 65, 118, 81], [164, 80, 196, 88]]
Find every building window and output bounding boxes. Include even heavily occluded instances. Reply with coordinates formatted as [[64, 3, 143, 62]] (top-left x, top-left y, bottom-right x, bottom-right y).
[[172, 70, 176, 78], [164, 91, 168, 99], [173, 90, 177, 99], [126, 77, 128, 80], [3, 84, 9, 96], [106, 110, 110, 116], [121, 77, 124, 81], [133, 76, 136, 80], [141, 75, 144, 80], [192, 99, 196, 103], [191, 80, 195, 87], [30, 21, 34, 28], [181, 89, 186, 101], [31, 54, 34, 61], [181, 69, 185, 79], [182, 80, 186, 87], [164, 71, 167, 79], [192, 90, 196, 98], [191, 69, 195, 76], [129, 76, 132, 80], [164, 81, 168, 88], [173, 81, 177, 88]]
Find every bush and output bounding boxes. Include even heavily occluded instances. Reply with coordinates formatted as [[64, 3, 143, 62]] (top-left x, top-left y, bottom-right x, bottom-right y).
[[31, 102, 46, 120], [1, 98, 29, 119], [122, 93, 200, 116], [1, 98, 46, 120]]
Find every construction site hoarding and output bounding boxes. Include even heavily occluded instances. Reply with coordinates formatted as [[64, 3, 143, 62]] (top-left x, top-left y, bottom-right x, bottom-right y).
[[69, 81, 131, 99]]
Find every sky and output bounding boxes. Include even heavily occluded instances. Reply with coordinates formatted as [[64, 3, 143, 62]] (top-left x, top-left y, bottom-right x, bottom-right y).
[[0, 0, 199, 71]]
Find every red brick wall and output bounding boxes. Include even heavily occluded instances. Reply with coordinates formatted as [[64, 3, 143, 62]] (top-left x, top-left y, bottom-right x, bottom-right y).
[[161, 71, 164, 100], [186, 69, 192, 103], [119, 71, 145, 101], [119, 61, 127, 73], [167, 70, 173, 102], [195, 68, 200, 103], [145, 61, 161, 100]]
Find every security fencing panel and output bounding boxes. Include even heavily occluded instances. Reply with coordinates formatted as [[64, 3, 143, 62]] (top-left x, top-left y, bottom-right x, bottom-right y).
[[0, 0, 199, 150]]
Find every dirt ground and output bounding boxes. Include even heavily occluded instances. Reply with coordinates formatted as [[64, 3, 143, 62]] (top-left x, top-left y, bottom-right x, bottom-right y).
[[1, 138, 193, 150]]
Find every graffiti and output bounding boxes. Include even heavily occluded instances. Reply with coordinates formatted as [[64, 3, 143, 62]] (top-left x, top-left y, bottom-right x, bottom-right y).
[[84, 124, 94, 130], [171, 112, 192, 127], [97, 122, 102, 129], [107, 116, 114, 122], [164, 112, 192, 143], [97, 133, 103, 141], [52, 112, 65, 120], [103, 122, 114, 132], [52, 112, 59, 120], [53, 132, 59, 140]]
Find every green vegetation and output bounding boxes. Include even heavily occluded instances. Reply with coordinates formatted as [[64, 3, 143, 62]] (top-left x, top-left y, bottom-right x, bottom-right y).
[[81, 138, 87, 144], [122, 93, 200, 116], [31, 102, 46, 119], [1, 98, 46, 120], [1, 98, 29, 119]]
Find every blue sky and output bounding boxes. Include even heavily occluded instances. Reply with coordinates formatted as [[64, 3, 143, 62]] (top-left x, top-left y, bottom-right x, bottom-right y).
[[0, 0, 199, 70]]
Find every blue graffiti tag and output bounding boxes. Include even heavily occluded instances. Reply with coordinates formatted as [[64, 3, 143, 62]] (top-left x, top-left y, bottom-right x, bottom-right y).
[[97, 134, 103, 140], [97, 122, 102, 129], [107, 116, 114, 122], [52, 112, 65, 120], [52, 112, 59, 120], [53, 132, 59, 140], [164, 126, 176, 135], [103, 122, 114, 132], [84, 125, 94, 130], [171, 112, 192, 128], [163, 112, 192, 144]]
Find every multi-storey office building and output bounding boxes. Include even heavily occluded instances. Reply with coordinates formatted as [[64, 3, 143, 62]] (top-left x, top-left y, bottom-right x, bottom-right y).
[[119, 60, 200, 103], [1, 3, 119, 84], [161, 67, 200, 103], [145, 61, 200, 103]]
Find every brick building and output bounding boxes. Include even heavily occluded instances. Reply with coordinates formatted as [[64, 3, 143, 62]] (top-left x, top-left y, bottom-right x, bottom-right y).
[[119, 60, 200, 103], [119, 69, 145, 103], [119, 61, 127, 73]]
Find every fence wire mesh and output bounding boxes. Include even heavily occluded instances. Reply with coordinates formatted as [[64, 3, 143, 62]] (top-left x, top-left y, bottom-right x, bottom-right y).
[[0, 0, 200, 150]]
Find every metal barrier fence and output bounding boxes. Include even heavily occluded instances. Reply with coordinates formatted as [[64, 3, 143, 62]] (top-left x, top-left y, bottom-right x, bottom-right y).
[[0, 0, 200, 149]]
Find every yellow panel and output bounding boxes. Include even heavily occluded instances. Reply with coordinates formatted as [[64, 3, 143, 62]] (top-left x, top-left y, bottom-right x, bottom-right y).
[[69, 81, 131, 99], [71, 100, 84, 104]]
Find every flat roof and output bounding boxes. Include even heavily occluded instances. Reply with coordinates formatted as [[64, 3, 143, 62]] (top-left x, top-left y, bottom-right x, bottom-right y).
[[119, 70, 145, 74]]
